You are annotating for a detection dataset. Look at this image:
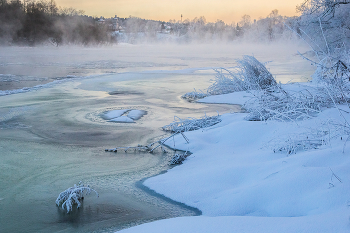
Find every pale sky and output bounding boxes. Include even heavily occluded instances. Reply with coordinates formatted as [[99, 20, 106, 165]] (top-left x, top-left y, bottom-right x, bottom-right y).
[[55, 0, 304, 23]]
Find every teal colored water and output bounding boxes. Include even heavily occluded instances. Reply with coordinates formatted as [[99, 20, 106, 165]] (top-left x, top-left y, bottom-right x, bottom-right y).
[[0, 71, 235, 233]]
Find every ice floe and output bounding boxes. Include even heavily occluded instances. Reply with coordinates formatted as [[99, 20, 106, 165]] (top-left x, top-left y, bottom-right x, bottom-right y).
[[102, 109, 147, 123]]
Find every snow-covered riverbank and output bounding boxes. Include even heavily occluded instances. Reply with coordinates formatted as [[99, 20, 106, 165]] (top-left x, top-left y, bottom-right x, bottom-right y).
[[119, 82, 350, 232], [0, 43, 320, 232]]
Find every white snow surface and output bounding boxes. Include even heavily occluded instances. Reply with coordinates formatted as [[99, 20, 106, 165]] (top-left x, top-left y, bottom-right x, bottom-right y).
[[197, 91, 256, 105], [109, 115, 134, 123], [127, 110, 147, 120], [103, 109, 146, 122], [103, 109, 130, 120], [119, 87, 350, 232]]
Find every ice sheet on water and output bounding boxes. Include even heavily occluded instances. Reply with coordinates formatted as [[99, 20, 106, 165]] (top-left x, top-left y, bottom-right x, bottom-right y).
[[127, 110, 147, 120], [0, 75, 82, 96], [101, 109, 147, 123], [108, 116, 135, 123], [102, 109, 130, 120]]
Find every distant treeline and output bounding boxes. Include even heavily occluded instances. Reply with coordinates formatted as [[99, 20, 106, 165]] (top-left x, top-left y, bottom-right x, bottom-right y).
[[0, 0, 301, 46], [160, 11, 297, 43], [116, 10, 298, 44], [0, 0, 114, 45], [8, 0, 345, 46]]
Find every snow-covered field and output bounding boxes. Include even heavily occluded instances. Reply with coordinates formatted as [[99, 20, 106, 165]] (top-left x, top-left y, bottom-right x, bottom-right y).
[[119, 86, 350, 231]]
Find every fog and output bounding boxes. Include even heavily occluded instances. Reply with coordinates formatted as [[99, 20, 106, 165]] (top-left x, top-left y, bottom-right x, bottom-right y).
[[0, 0, 301, 46], [0, 41, 314, 90], [1, 0, 349, 232]]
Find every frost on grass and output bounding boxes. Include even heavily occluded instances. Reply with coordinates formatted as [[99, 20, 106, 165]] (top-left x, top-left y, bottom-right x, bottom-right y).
[[181, 55, 277, 101], [243, 85, 323, 121], [181, 89, 208, 102], [242, 58, 350, 122], [270, 125, 330, 155], [170, 151, 191, 165], [162, 114, 221, 133], [208, 55, 276, 95], [56, 182, 98, 213]]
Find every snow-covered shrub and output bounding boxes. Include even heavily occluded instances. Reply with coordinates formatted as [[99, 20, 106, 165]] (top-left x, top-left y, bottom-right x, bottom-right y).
[[293, 1, 350, 98], [236, 55, 277, 89], [243, 60, 350, 122], [312, 59, 350, 104], [56, 182, 98, 213], [207, 68, 244, 95], [244, 85, 323, 121], [181, 56, 276, 101], [170, 151, 190, 165], [207, 56, 277, 95], [275, 137, 325, 155], [162, 114, 221, 133], [296, 0, 350, 58], [271, 127, 328, 155], [181, 89, 208, 101], [270, 115, 350, 154]]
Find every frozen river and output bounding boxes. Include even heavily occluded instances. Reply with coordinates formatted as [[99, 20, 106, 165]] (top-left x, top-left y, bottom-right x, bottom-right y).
[[0, 43, 314, 232]]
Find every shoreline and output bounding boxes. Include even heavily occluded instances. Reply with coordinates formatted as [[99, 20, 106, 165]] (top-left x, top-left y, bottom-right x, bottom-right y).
[[0, 43, 318, 233], [135, 171, 202, 217], [0, 70, 232, 233]]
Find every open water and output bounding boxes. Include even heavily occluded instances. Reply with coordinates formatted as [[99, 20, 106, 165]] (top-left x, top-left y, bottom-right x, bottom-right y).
[[0, 44, 314, 232]]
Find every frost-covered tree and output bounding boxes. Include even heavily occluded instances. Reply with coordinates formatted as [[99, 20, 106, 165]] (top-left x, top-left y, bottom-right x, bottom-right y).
[[238, 14, 252, 31], [296, 0, 350, 57]]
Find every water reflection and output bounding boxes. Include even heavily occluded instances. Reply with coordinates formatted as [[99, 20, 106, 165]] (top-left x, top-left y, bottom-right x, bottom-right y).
[[0, 71, 237, 233]]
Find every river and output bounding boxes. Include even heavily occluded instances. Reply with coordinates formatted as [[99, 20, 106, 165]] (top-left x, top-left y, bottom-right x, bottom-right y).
[[0, 43, 314, 233]]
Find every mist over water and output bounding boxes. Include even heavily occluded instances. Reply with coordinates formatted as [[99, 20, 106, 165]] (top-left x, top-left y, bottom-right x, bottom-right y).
[[0, 42, 314, 88], [0, 43, 315, 232]]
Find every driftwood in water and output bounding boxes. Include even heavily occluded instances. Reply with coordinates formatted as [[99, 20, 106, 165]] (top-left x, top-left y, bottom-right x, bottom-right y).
[[105, 131, 189, 154]]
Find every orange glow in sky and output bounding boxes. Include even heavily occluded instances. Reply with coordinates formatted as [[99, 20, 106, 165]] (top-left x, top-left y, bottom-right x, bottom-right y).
[[55, 0, 303, 23]]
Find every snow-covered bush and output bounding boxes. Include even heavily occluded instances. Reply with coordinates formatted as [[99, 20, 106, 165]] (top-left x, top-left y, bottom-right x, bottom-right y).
[[270, 124, 330, 154], [296, 0, 350, 58], [182, 55, 277, 101], [207, 56, 277, 95], [206, 68, 243, 95], [237, 55, 277, 89], [162, 114, 221, 133], [243, 53, 350, 122], [275, 136, 325, 155], [312, 60, 350, 104], [170, 151, 190, 165], [269, 112, 350, 155], [56, 182, 98, 213], [243, 85, 324, 121], [181, 89, 208, 101]]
